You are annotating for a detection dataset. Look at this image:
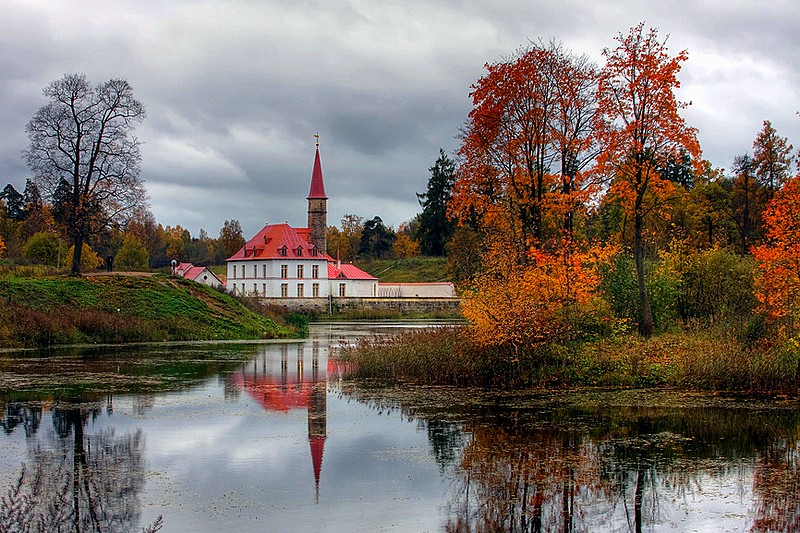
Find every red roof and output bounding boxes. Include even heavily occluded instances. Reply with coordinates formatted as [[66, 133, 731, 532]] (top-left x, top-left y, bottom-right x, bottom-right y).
[[227, 223, 331, 261], [307, 146, 327, 199], [328, 263, 377, 280], [182, 266, 207, 280]]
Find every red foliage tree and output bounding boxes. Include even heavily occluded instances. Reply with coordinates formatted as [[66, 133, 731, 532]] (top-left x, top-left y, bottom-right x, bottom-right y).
[[752, 174, 800, 333], [452, 43, 600, 260]]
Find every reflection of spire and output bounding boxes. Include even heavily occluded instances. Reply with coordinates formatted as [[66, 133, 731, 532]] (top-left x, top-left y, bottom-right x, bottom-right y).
[[309, 343, 326, 503], [232, 343, 328, 502], [308, 381, 327, 504]]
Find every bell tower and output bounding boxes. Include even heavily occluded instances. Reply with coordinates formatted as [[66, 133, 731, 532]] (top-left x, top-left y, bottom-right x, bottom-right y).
[[307, 134, 328, 254]]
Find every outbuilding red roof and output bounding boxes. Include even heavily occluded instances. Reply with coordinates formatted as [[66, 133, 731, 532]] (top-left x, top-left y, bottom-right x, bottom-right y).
[[227, 223, 331, 261], [327, 263, 377, 280]]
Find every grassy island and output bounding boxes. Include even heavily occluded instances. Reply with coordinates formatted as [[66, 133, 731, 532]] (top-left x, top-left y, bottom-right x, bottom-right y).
[[0, 272, 299, 348], [334, 324, 799, 394]]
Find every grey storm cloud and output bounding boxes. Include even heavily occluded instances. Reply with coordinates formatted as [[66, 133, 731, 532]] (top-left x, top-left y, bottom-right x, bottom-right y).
[[1, 0, 798, 239]]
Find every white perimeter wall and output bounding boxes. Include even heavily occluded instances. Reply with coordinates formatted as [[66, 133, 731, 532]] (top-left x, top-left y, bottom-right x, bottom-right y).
[[377, 283, 457, 298]]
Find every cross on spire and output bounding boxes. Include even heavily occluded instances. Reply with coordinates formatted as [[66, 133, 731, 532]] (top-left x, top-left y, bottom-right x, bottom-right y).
[[314, 132, 320, 147]]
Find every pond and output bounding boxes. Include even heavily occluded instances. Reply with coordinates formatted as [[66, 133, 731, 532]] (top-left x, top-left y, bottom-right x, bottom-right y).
[[1, 321, 798, 532]]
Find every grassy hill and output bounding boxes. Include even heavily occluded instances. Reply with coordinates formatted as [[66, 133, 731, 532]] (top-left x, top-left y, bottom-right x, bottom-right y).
[[0, 273, 296, 348], [354, 257, 449, 283], [210, 257, 450, 283]]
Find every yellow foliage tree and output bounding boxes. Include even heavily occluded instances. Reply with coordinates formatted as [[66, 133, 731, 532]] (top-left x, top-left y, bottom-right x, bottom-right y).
[[0, 235, 5, 257], [65, 243, 103, 272], [462, 241, 614, 355], [392, 232, 420, 259]]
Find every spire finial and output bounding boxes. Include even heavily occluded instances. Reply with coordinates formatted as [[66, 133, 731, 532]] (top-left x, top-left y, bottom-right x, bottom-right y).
[[314, 132, 320, 147]]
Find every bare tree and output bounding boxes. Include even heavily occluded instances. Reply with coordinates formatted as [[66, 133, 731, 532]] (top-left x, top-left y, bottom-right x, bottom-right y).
[[25, 73, 147, 275]]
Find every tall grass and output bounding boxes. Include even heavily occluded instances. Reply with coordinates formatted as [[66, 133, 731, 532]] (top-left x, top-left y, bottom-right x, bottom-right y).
[[335, 324, 800, 394], [0, 264, 65, 278], [336, 326, 560, 388]]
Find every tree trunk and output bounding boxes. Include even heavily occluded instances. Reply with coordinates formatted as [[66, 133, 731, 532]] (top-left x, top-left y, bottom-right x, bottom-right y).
[[634, 211, 653, 338], [70, 409, 83, 532], [741, 173, 750, 256], [634, 465, 645, 533], [71, 233, 84, 276]]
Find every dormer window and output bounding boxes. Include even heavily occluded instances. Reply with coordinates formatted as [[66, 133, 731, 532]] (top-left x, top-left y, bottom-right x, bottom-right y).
[[279, 246, 287, 257], [311, 246, 318, 257], [295, 246, 303, 257]]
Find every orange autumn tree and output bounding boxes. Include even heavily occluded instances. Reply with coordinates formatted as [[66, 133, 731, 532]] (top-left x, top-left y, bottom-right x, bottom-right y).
[[752, 174, 800, 333], [453, 44, 557, 260], [546, 44, 602, 238], [596, 22, 701, 337], [454, 42, 608, 353], [452, 42, 600, 257], [461, 238, 613, 355]]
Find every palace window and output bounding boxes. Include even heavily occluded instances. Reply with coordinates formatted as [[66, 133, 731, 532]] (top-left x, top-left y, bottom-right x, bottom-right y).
[[262, 265, 267, 278], [280, 283, 288, 297], [233, 266, 237, 279], [339, 283, 346, 297], [312, 283, 320, 297], [312, 265, 319, 279], [253, 265, 257, 278], [297, 265, 304, 279], [281, 264, 288, 279], [262, 283, 266, 295], [297, 284, 304, 298]]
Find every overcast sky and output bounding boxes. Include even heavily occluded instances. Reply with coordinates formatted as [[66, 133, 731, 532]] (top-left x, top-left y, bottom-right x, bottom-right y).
[[1, 0, 798, 238]]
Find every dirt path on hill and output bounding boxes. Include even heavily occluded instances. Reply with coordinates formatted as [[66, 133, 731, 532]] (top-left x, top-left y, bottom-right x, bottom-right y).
[[83, 271, 157, 277]]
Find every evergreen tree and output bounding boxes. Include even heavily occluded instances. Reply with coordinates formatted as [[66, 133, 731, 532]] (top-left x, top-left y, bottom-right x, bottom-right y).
[[359, 216, 396, 259], [417, 149, 457, 256], [1, 184, 25, 221]]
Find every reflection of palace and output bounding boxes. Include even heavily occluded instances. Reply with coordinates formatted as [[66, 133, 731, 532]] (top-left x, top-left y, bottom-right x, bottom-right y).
[[230, 342, 329, 501]]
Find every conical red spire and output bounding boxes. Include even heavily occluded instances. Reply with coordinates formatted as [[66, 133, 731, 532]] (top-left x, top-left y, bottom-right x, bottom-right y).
[[308, 141, 327, 200]]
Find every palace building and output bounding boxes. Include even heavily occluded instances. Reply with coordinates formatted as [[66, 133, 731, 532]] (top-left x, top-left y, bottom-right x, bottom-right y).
[[225, 140, 377, 299]]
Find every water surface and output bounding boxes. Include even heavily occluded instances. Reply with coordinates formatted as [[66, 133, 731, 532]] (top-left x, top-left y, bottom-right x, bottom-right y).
[[1, 322, 798, 532]]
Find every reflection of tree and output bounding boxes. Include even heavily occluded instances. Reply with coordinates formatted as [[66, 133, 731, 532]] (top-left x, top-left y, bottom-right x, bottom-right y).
[[133, 395, 155, 416], [1, 401, 42, 437], [751, 433, 800, 532], [334, 385, 800, 533], [445, 424, 604, 532], [442, 404, 800, 533], [421, 418, 465, 472], [0, 401, 160, 532]]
